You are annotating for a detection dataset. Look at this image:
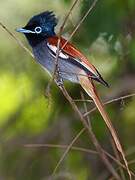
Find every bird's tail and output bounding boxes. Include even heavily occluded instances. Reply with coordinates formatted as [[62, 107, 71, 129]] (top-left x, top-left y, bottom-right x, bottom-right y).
[[79, 75, 131, 179]]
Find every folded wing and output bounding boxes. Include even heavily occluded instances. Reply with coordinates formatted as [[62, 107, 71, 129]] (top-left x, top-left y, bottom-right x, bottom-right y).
[[48, 36, 109, 87]]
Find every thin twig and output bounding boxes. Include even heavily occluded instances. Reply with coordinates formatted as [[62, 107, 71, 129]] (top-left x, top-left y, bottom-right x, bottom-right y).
[[0, 22, 34, 58], [80, 91, 91, 126], [52, 128, 85, 175], [74, 99, 93, 102], [59, 0, 80, 33], [111, 139, 126, 180], [128, 159, 135, 165], [84, 93, 135, 117], [61, 0, 98, 51], [24, 143, 97, 154], [24, 143, 135, 177]]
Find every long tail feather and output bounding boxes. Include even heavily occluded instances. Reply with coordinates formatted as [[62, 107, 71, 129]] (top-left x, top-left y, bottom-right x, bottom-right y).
[[79, 75, 131, 179]]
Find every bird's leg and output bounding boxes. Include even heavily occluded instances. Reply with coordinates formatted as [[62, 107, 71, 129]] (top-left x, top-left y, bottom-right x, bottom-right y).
[[55, 77, 63, 86], [54, 66, 64, 88]]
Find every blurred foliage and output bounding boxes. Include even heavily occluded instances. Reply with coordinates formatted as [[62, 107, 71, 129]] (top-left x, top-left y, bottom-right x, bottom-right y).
[[0, 0, 135, 179]]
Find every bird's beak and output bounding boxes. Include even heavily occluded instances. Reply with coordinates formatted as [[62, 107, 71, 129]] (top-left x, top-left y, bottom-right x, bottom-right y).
[[16, 28, 35, 34]]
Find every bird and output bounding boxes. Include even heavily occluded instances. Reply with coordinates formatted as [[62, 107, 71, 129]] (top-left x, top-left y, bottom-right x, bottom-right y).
[[16, 11, 129, 173]]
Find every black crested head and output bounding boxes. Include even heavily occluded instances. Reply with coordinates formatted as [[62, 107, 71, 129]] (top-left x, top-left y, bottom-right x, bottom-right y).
[[17, 11, 58, 47]]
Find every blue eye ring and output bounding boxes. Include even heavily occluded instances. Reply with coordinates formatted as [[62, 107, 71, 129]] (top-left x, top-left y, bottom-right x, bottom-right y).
[[35, 26, 42, 34]]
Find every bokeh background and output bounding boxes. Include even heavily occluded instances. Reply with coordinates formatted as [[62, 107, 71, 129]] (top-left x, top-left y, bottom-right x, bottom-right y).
[[0, 0, 135, 179]]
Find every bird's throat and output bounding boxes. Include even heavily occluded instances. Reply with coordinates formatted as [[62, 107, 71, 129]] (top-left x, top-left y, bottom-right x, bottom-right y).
[[25, 33, 46, 47]]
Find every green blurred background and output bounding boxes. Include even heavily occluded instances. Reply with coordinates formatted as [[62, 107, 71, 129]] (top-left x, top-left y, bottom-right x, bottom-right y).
[[0, 0, 135, 179]]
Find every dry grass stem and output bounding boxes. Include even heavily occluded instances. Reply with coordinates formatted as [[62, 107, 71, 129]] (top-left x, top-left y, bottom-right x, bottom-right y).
[[52, 128, 85, 175]]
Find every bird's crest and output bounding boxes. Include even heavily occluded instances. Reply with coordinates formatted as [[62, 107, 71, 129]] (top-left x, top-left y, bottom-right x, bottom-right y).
[[27, 11, 58, 29]]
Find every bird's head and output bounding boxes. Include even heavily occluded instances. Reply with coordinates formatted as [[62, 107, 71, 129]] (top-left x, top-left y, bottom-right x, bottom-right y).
[[16, 11, 58, 46]]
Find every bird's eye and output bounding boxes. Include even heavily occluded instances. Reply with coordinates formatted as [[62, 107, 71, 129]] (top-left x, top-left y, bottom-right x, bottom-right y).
[[35, 26, 42, 34]]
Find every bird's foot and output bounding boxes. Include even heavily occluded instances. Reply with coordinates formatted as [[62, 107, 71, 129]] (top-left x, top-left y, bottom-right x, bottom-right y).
[[55, 76, 64, 90]]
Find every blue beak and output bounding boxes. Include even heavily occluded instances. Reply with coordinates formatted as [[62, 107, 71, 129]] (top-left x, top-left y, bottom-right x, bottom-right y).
[[16, 28, 35, 34]]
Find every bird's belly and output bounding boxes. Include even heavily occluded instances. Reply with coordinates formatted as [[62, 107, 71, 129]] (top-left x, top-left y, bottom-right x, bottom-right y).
[[33, 43, 82, 83], [59, 59, 81, 83]]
